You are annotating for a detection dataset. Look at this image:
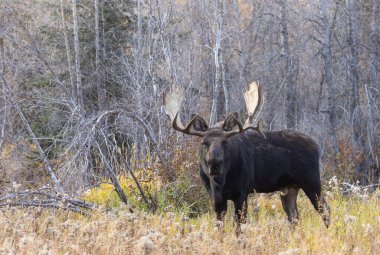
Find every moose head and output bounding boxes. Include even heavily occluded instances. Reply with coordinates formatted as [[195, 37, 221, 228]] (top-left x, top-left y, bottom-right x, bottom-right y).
[[166, 82, 264, 177]]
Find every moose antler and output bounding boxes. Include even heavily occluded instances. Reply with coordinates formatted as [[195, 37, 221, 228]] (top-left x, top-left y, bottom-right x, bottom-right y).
[[225, 114, 265, 139], [163, 87, 207, 137], [164, 82, 265, 138], [163, 86, 184, 127], [245, 122, 266, 139], [222, 114, 244, 138], [243, 81, 262, 127], [172, 113, 207, 137], [243, 81, 266, 138]]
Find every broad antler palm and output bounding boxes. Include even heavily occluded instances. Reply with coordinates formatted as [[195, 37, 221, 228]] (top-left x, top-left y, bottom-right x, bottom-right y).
[[164, 81, 265, 138]]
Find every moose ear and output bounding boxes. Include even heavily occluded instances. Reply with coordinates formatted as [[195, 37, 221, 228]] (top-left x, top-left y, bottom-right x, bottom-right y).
[[192, 114, 208, 131], [222, 112, 240, 131]]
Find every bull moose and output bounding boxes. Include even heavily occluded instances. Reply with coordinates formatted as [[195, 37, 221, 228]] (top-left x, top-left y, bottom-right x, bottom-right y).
[[164, 82, 330, 232]]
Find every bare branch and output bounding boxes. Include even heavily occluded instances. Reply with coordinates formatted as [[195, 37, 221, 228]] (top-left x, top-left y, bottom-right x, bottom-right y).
[[0, 187, 95, 215], [0, 73, 65, 194]]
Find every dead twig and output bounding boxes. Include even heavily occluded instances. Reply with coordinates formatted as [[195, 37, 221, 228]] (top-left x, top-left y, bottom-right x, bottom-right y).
[[0, 187, 96, 215], [0, 201, 90, 215]]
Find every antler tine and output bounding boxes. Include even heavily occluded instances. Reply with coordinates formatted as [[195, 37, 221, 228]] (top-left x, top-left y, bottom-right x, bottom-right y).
[[223, 115, 244, 138], [172, 112, 183, 129], [172, 112, 205, 137], [233, 115, 243, 132], [244, 122, 266, 139], [172, 112, 192, 133]]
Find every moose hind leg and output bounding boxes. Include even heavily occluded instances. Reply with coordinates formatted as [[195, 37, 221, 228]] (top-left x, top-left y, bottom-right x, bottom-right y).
[[302, 186, 331, 228], [318, 196, 331, 228], [280, 187, 299, 224], [310, 195, 330, 228]]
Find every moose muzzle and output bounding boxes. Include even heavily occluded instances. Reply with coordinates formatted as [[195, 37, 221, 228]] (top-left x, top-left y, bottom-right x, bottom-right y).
[[209, 162, 223, 176]]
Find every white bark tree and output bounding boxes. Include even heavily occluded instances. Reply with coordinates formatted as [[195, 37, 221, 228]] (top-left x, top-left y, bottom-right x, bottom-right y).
[[60, 0, 76, 104], [95, 0, 105, 111], [209, 0, 225, 125], [279, 0, 297, 129], [72, 0, 84, 115], [371, 0, 379, 92], [320, 0, 339, 159], [346, 0, 361, 143]]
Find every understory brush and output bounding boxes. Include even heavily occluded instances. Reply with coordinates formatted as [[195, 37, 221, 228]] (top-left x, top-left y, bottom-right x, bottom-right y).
[[82, 140, 210, 216]]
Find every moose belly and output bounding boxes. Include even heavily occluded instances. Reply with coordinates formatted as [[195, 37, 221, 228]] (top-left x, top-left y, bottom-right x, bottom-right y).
[[252, 172, 295, 193]]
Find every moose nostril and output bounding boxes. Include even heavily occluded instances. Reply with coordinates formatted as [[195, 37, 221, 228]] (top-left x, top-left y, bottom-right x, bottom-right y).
[[209, 165, 222, 176]]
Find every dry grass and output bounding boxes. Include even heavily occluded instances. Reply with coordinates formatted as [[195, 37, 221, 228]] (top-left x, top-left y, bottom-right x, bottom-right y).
[[1, 190, 379, 255]]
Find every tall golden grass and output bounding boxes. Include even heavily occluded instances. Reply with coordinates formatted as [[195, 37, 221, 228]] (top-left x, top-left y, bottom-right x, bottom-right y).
[[1, 188, 379, 255]]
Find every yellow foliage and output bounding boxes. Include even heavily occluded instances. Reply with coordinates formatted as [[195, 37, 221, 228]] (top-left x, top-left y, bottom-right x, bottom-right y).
[[82, 182, 118, 207], [238, 0, 252, 19], [82, 174, 159, 210], [1, 143, 15, 158]]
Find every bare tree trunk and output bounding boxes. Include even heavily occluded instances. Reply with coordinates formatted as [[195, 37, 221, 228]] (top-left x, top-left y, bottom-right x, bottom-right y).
[[135, 0, 147, 163], [279, 0, 296, 129], [364, 85, 378, 181], [146, 1, 164, 148], [0, 3, 3, 73], [267, 13, 277, 130], [0, 36, 6, 155], [232, 0, 246, 77], [221, 51, 229, 115], [320, 0, 339, 161], [364, 0, 380, 180], [95, 0, 105, 111], [60, 0, 76, 103], [101, 1, 106, 61], [209, 0, 224, 125], [371, 0, 379, 92], [72, 0, 84, 115], [137, 0, 142, 56], [346, 0, 362, 143]]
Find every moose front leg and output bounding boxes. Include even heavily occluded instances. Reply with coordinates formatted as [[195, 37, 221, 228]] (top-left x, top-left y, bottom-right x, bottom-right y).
[[214, 200, 227, 222], [233, 196, 248, 235], [211, 185, 227, 231]]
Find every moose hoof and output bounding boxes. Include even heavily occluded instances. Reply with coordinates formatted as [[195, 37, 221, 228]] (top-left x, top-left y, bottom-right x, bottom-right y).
[[215, 220, 223, 228]]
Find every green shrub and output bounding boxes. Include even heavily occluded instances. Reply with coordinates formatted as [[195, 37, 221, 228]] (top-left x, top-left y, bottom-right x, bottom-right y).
[[82, 140, 210, 216]]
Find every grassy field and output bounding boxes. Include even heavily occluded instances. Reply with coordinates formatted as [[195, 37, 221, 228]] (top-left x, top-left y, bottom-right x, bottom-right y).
[[1, 189, 379, 255]]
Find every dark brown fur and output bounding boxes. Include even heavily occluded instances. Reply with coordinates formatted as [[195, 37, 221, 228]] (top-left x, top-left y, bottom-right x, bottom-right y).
[[192, 115, 331, 231]]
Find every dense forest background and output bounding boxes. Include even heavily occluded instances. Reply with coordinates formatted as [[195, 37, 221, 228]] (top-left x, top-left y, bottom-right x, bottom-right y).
[[0, 0, 379, 200]]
